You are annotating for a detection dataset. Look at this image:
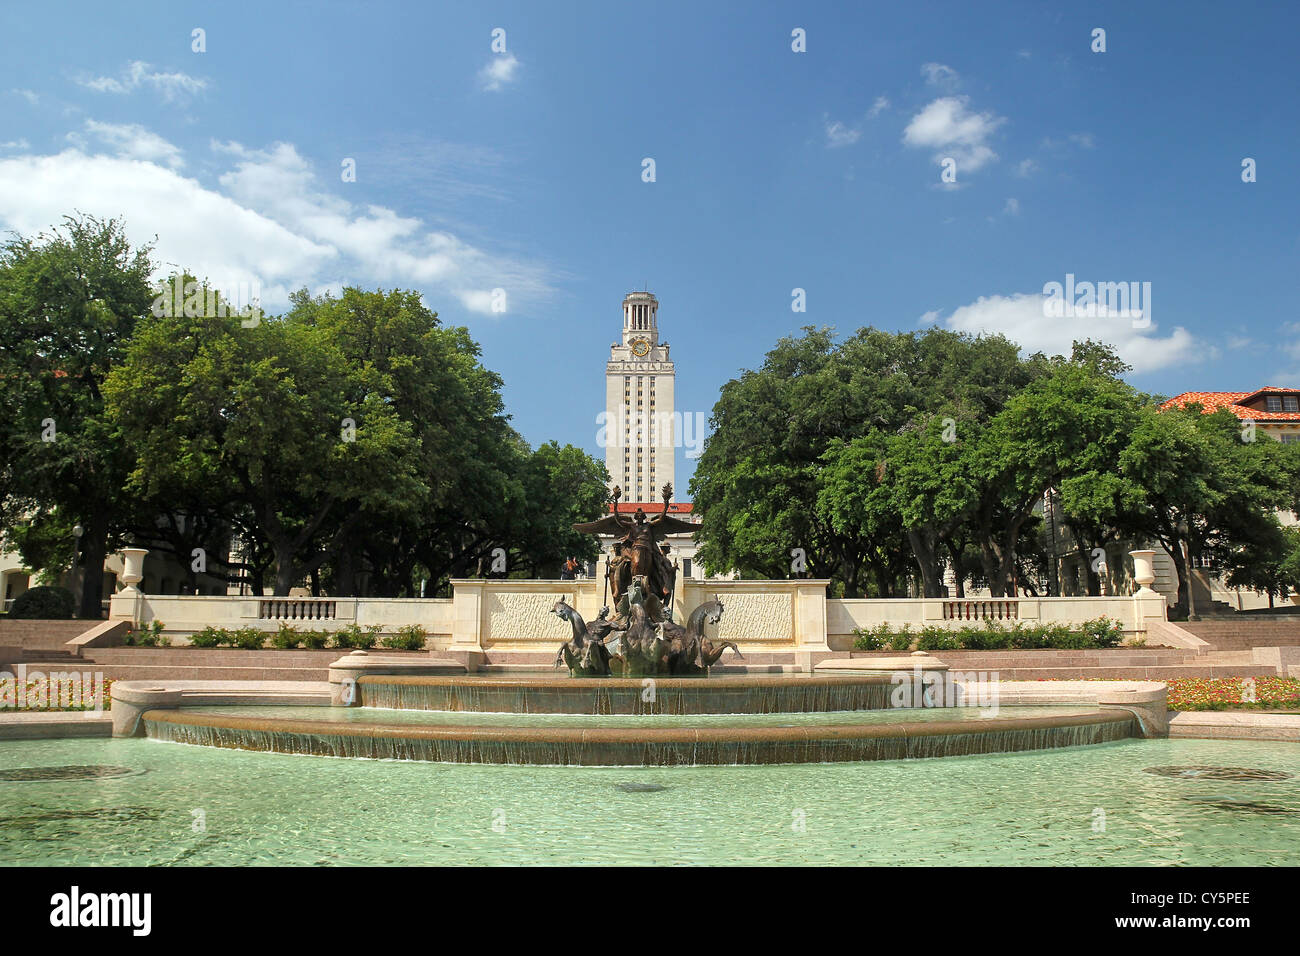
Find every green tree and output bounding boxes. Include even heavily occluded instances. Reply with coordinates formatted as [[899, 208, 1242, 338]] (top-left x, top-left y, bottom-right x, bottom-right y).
[[0, 215, 154, 616], [1119, 406, 1296, 616], [104, 288, 424, 594]]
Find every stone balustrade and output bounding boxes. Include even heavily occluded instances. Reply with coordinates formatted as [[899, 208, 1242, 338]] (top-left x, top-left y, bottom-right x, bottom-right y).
[[108, 549, 1165, 657]]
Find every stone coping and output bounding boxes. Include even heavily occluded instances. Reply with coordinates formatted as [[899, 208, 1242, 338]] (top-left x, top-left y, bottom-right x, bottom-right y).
[[355, 672, 894, 691], [327, 653, 465, 676], [817, 654, 948, 673], [0, 710, 113, 739], [1169, 710, 1300, 742], [111, 679, 331, 737], [972, 679, 1167, 705]]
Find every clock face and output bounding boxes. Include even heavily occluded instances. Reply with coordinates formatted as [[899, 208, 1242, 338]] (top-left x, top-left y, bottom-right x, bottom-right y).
[[631, 338, 651, 357]]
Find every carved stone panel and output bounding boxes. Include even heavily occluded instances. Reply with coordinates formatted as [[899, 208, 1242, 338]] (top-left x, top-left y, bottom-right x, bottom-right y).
[[484, 590, 572, 643], [714, 592, 794, 643]]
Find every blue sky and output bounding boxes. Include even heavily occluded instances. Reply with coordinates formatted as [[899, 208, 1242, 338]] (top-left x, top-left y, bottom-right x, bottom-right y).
[[2, 1, 1297, 497]]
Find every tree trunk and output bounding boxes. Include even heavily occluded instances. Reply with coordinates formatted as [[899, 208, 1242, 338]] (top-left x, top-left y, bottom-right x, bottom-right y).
[[1166, 537, 1189, 618], [979, 538, 1002, 597], [76, 513, 109, 619], [271, 538, 298, 595], [906, 529, 945, 598]]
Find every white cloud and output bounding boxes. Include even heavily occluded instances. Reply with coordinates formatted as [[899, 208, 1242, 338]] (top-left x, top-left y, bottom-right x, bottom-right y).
[[824, 119, 861, 148], [1014, 158, 1037, 177], [12, 88, 38, 105], [1002, 197, 1020, 216], [921, 62, 960, 90], [868, 95, 890, 117], [0, 138, 30, 150], [903, 96, 1005, 174], [927, 292, 1201, 374], [79, 120, 184, 169], [0, 136, 552, 317], [479, 53, 521, 91], [76, 60, 207, 103]]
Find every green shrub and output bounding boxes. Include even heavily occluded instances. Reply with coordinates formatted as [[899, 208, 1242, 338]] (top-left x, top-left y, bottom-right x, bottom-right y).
[[129, 620, 170, 647], [9, 585, 75, 619], [381, 624, 428, 651], [335, 623, 380, 650], [300, 629, 329, 649], [916, 625, 959, 651], [957, 621, 1013, 650], [1010, 623, 1048, 649], [188, 626, 227, 647], [1082, 616, 1124, 648], [232, 626, 266, 650], [271, 624, 300, 649], [886, 624, 914, 651], [851, 623, 889, 651], [1044, 624, 1091, 649]]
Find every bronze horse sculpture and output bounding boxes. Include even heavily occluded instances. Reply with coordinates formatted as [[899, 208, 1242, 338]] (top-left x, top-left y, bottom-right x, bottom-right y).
[[550, 598, 612, 677], [659, 597, 741, 675], [552, 578, 738, 678]]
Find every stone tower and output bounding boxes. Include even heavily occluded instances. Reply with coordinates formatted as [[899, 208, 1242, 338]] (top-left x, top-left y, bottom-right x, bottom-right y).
[[604, 291, 675, 502]]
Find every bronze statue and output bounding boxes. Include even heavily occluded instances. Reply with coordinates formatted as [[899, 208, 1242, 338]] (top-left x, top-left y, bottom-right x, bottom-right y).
[[550, 598, 612, 677], [573, 483, 694, 618], [551, 578, 739, 678], [564, 485, 738, 676], [606, 542, 630, 606]]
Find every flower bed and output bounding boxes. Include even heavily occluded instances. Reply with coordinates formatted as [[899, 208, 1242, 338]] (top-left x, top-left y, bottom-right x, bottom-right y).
[[1164, 677, 1300, 712], [1, 676, 114, 712]]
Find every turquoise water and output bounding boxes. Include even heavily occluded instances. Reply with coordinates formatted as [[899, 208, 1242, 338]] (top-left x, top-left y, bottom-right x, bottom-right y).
[[0, 735, 1297, 865], [179, 704, 1099, 729]]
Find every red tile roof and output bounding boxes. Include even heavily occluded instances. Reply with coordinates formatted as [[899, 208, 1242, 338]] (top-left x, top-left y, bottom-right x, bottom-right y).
[[608, 502, 694, 514], [1161, 389, 1300, 421]]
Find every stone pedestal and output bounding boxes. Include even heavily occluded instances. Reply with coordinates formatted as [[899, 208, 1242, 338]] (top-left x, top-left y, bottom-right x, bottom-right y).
[[108, 547, 149, 623]]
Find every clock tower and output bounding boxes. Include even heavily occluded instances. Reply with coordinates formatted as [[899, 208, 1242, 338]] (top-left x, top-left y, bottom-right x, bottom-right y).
[[604, 290, 675, 502]]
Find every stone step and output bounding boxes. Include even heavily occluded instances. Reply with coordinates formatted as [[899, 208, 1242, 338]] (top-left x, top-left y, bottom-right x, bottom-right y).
[[985, 664, 1274, 680], [82, 647, 354, 666], [21, 661, 331, 682], [0, 620, 100, 648]]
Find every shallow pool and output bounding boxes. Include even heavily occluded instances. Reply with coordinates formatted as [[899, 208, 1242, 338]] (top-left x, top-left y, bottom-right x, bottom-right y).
[[0, 735, 1296, 865]]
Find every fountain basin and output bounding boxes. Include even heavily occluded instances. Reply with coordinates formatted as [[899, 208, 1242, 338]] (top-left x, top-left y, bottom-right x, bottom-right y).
[[349, 674, 897, 714], [141, 706, 1136, 766]]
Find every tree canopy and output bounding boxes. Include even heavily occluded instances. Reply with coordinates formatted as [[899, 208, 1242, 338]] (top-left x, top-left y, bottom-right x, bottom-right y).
[[2, 215, 609, 603], [691, 326, 1299, 612]]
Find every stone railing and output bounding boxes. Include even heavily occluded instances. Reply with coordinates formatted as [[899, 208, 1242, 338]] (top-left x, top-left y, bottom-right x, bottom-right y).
[[111, 593, 454, 643], [258, 598, 337, 621], [942, 599, 1018, 621], [106, 547, 1165, 658], [108, 569, 833, 659], [826, 592, 1168, 650]]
